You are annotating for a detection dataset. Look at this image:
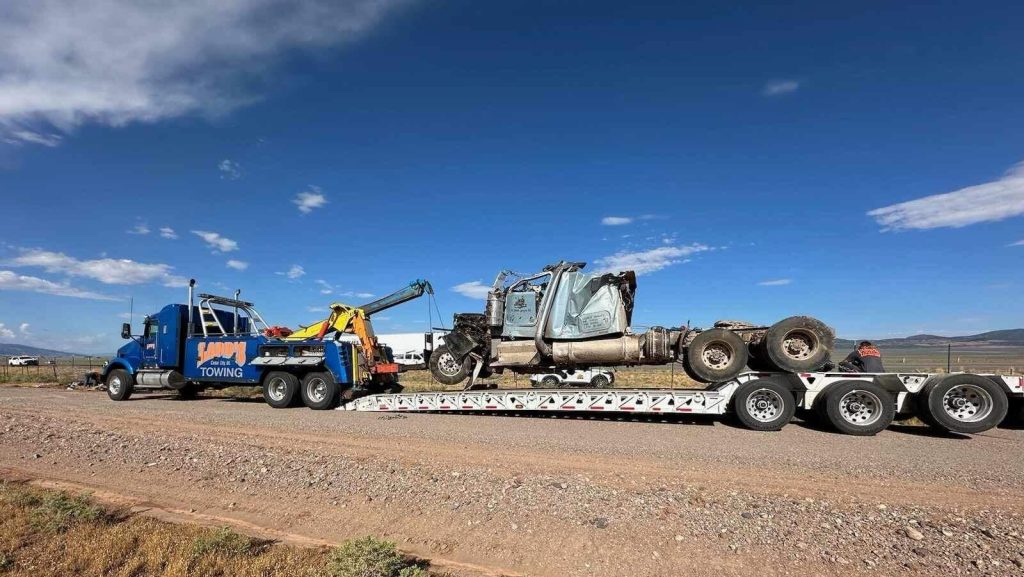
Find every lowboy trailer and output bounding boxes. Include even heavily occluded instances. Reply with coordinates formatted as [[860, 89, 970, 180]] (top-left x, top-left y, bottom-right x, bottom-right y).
[[346, 370, 1023, 436]]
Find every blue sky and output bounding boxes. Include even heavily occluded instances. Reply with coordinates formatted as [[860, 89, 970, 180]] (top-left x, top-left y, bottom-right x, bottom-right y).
[[1, 0, 1023, 353]]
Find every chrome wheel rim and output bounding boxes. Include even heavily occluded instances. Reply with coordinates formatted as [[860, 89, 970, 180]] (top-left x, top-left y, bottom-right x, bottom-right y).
[[942, 384, 993, 423], [782, 330, 817, 361], [267, 377, 287, 402], [108, 376, 121, 395], [746, 389, 784, 422], [839, 390, 882, 426], [307, 378, 328, 403], [702, 342, 734, 370], [436, 352, 462, 377]]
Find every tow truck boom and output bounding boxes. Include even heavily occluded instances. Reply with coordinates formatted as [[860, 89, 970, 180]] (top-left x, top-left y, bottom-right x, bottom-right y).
[[357, 279, 433, 317]]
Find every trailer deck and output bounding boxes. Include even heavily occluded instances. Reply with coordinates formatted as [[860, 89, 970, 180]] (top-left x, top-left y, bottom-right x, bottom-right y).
[[346, 371, 1024, 436]]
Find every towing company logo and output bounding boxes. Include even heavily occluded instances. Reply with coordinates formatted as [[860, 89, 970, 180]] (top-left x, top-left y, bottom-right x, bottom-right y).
[[196, 341, 248, 378]]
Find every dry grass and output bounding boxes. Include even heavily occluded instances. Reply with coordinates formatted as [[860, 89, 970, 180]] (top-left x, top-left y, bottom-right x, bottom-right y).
[[0, 481, 437, 577]]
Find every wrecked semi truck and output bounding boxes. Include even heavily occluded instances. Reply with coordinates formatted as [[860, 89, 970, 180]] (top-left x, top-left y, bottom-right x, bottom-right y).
[[429, 261, 835, 385]]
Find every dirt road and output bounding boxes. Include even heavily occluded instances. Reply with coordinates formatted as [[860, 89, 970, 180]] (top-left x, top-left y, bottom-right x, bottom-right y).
[[2, 387, 1023, 576]]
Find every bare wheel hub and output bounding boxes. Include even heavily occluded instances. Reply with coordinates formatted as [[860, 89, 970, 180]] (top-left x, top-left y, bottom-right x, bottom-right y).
[[782, 330, 816, 360], [702, 343, 733, 370]]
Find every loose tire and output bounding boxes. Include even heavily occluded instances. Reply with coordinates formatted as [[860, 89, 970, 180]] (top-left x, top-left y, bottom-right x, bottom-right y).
[[590, 374, 611, 388], [822, 380, 895, 436], [428, 345, 472, 385], [263, 371, 299, 409], [918, 374, 1008, 434], [732, 378, 795, 431], [106, 368, 134, 401], [301, 372, 339, 410], [761, 316, 834, 373], [685, 329, 749, 383]]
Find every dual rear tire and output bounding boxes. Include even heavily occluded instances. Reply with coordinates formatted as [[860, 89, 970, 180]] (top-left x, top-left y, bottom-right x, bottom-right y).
[[916, 374, 1007, 434], [263, 371, 339, 410]]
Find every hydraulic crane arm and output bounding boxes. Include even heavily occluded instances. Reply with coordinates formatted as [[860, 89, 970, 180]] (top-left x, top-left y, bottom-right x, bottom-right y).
[[357, 279, 433, 317]]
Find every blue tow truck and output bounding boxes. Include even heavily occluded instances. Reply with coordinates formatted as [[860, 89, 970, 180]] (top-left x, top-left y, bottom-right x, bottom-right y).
[[102, 279, 431, 409]]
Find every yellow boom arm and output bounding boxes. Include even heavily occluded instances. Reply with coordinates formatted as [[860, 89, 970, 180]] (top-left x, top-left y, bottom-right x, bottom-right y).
[[283, 304, 383, 372]]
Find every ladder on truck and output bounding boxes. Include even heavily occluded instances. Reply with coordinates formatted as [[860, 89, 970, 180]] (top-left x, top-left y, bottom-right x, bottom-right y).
[[344, 371, 1024, 437]]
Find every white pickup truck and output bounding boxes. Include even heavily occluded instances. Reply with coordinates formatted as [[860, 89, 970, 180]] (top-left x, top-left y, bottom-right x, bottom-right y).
[[530, 368, 615, 388]]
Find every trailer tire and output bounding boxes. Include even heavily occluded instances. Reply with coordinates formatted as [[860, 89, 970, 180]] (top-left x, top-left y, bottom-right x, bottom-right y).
[[732, 378, 795, 431], [762, 316, 834, 373], [685, 329, 749, 383], [590, 374, 611, 388], [106, 368, 134, 401], [919, 374, 1007, 434], [822, 380, 894, 436], [263, 371, 299, 409], [429, 345, 471, 385], [301, 372, 339, 410]]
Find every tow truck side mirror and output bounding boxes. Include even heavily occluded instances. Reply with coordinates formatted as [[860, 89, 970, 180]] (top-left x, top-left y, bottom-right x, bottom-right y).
[[120, 323, 131, 339]]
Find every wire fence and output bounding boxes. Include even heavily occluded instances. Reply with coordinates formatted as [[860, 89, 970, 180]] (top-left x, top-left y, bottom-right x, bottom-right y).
[[0, 356, 108, 384]]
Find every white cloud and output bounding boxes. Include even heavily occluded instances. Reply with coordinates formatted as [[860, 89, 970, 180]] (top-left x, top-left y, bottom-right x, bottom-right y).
[[0, 0, 409, 145], [352, 292, 374, 299], [0, 324, 14, 340], [8, 249, 187, 287], [226, 259, 248, 271], [218, 159, 242, 180], [601, 216, 633, 226], [19, 322, 30, 333], [3, 129, 62, 147], [294, 187, 328, 214], [868, 162, 1024, 231], [758, 278, 792, 286], [159, 227, 178, 239], [1010, 240, 1024, 247], [452, 280, 492, 299], [285, 264, 305, 279], [315, 279, 334, 294], [127, 221, 150, 235], [0, 270, 116, 300], [762, 80, 800, 96], [594, 244, 710, 275], [191, 230, 238, 253]]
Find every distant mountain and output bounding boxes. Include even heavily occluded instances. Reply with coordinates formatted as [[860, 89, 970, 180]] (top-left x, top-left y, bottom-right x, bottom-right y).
[[0, 343, 85, 357], [836, 329, 1024, 349]]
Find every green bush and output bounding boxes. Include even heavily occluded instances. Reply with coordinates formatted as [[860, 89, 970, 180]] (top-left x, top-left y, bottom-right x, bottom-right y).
[[330, 537, 409, 577], [29, 491, 104, 533], [191, 526, 254, 557], [397, 567, 430, 577]]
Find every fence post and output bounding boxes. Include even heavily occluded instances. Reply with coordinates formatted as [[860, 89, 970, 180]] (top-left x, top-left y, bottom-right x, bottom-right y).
[[946, 344, 951, 373]]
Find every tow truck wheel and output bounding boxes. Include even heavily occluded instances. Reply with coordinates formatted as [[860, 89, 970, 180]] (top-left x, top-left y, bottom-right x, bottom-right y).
[[428, 345, 471, 385], [822, 380, 894, 436], [762, 316, 834, 372], [106, 368, 134, 401], [263, 371, 299, 409], [919, 374, 1007, 434], [301, 372, 339, 410], [732, 378, 795, 431], [685, 329, 749, 383], [177, 384, 200, 400]]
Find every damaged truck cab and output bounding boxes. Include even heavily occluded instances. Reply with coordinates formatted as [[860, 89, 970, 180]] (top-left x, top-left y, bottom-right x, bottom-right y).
[[430, 261, 835, 385]]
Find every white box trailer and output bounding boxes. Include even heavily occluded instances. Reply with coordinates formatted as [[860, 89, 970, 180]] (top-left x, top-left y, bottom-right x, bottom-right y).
[[346, 371, 1023, 436]]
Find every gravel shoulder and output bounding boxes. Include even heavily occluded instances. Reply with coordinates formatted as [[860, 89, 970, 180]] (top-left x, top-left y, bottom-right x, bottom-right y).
[[2, 387, 1024, 576]]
